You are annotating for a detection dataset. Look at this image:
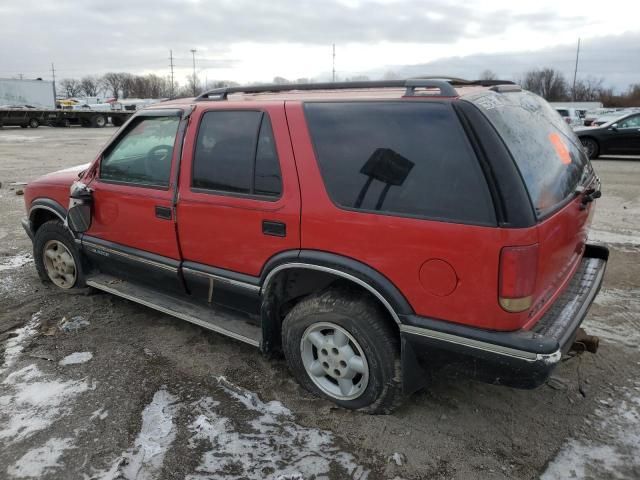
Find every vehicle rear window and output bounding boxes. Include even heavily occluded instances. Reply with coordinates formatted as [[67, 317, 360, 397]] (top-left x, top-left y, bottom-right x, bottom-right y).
[[304, 102, 495, 225], [465, 91, 591, 217]]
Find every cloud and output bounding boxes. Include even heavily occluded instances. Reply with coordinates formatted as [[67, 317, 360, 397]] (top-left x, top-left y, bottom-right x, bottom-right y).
[[383, 31, 640, 91], [0, 0, 587, 79]]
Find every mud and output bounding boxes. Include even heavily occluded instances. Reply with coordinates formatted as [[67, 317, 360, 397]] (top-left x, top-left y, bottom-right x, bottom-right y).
[[1, 127, 639, 479]]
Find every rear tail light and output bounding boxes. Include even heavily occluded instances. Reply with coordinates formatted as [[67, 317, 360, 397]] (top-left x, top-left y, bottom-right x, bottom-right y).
[[499, 244, 539, 312]]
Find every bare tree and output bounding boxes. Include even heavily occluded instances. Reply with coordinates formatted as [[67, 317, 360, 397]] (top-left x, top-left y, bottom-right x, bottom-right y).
[[521, 68, 568, 101], [272, 76, 290, 85], [185, 74, 201, 96], [102, 72, 124, 99], [572, 76, 604, 102], [382, 71, 400, 80], [59, 78, 83, 97], [79, 76, 101, 97], [479, 69, 498, 81]]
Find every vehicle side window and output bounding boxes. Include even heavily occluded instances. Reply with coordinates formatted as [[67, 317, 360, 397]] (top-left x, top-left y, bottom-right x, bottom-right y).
[[304, 102, 496, 225], [192, 111, 282, 198], [254, 116, 282, 196], [100, 116, 180, 187], [618, 115, 640, 128]]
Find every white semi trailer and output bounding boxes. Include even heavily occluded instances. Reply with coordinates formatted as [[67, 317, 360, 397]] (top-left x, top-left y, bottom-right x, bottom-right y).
[[0, 78, 55, 109]]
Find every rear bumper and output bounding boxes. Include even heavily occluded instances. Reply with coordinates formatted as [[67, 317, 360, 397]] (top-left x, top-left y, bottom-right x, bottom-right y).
[[400, 244, 609, 391]]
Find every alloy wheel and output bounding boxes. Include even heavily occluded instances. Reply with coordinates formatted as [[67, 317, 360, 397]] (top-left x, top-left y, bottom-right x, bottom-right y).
[[300, 322, 369, 400]]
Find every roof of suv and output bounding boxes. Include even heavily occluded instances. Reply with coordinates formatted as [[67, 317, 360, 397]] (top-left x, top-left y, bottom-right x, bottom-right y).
[[155, 78, 517, 107]]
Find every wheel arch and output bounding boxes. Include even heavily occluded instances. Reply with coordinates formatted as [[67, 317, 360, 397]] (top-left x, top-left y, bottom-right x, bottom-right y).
[[29, 199, 67, 233], [258, 250, 413, 354]]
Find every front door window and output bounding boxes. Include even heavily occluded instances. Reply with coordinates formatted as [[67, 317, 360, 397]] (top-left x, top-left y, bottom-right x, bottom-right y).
[[100, 116, 180, 187]]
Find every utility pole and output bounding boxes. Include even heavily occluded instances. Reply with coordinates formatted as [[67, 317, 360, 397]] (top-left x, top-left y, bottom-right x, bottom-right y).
[[51, 63, 57, 102], [190, 49, 197, 96], [332, 44, 336, 82], [572, 37, 581, 101], [169, 49, 175, 98]]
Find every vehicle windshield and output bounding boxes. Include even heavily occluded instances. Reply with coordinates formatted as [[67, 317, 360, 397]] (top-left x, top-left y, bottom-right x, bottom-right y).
[[464, 90, 593, 218]]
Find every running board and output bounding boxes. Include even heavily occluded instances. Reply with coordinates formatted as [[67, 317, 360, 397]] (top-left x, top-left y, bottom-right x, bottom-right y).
[[86, 273, 262, 347]]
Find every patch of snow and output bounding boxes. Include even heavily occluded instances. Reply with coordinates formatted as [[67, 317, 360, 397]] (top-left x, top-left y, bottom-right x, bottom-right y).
[[7, 437, 75, 478], [541, 382, 640, 479], [59, 316, 91, 333], [92, 387, 180, 480], [0, 364, 92, 444], [1, 311, 40, 373], [588, 229, 640, 247], [0, 253, 32, 272], [586, 288, 640, 349], [90, 407, 109, 421], [185, 378, 368, 480], [59, 351, 93, 366]]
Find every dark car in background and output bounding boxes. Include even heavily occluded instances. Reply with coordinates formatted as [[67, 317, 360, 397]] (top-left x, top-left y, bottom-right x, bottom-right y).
[[576, 112, 640, 159]]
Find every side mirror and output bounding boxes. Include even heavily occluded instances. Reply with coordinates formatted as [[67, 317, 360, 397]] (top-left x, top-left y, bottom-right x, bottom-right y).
[[610, 124, 618, 131], [67, 181, 93, 233]]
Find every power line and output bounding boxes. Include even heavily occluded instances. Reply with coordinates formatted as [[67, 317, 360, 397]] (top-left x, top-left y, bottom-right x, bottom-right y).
[[332, 43, 336, 82], [190, 49, 197, 96], [169, 49, 175, 98], [51, 63, 57, 99], [572, 37, 581, 101]]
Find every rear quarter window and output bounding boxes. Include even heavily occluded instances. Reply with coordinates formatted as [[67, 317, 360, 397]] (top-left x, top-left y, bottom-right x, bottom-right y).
[[303, 102, 496, 226], [465, 91, 591, 218]]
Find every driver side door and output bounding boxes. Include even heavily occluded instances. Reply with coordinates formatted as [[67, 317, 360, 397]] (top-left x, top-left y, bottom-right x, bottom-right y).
[[614, 114, 640, 154], [81, 110, 185, 291]]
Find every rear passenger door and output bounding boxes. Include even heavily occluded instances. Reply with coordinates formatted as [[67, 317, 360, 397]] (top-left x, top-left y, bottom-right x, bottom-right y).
[[177, 103, 300, 313]]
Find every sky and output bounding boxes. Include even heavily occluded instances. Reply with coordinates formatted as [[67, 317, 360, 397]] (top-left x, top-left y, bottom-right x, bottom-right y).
[[0, 0, 638, 90]]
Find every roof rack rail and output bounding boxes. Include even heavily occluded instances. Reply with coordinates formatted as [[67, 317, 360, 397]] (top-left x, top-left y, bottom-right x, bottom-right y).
[[194, 77, 515, 101]]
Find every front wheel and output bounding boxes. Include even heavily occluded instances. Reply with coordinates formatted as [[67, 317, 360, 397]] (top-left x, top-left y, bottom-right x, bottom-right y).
[[581, 137, 599, 159], [282, 285, 402, 414], [28, 118, 40, 128], [34, 220, 85, 290]]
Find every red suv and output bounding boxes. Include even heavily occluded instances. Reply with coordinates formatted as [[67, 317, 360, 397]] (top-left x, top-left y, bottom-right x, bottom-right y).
[[22, 79, 607, 413]]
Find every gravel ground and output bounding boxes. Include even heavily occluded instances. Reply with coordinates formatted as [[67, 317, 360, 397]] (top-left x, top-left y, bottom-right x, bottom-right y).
[[0, 126, 639, 480]]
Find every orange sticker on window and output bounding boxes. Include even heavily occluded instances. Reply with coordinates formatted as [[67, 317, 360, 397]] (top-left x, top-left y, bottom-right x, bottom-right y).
[[549, 132, 571, 165]]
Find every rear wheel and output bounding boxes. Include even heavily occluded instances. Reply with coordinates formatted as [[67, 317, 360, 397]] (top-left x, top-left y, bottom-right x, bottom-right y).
[[91, 114, 106, 128], [581, 137, 599, 159], [112, 116, 124, 127], [34, 220, 85, 290], [282, 285, 402, 413], [28, 118, 40, 128]]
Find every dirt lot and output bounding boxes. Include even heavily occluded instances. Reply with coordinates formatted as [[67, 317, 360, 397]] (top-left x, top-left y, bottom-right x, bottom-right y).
[[0, 127, 639, 480]]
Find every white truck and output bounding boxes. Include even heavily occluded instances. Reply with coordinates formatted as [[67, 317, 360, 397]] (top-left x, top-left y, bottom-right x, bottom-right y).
[[0, 78, 55, 109]]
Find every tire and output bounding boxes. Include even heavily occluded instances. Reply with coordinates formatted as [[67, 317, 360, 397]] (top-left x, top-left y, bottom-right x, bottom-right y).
[[28, 118, 40, 128], [112, 116, 124, 127], [91, 114, 106, 128], [581, 137, 599, 159], [34, 220, 86, 290], [282, 284, 402, 414]]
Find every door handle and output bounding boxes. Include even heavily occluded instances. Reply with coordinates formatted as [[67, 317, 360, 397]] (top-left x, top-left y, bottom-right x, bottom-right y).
[[155, 206, 172, 220], [262, 220, 286, 237]]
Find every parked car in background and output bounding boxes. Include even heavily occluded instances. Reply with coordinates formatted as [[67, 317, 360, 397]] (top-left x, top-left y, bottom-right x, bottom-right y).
[[21, 79, 607, 413], [555, 107, 584, 128], [576, 112, 640, 158]]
